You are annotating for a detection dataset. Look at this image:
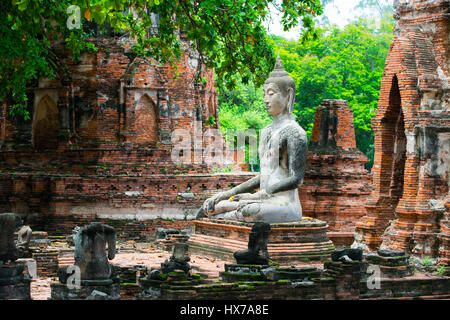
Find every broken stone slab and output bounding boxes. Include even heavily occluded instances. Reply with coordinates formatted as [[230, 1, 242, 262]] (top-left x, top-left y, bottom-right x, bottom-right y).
[[365, 253, 409, 267], [86, 290, 109, 300], [338, 255, 353, 262], [224, 264, 270, 274], [377, 249, 406, 257], [220, 267, 267, 282], [331, 248, 363, 262], [155, 228, 180, 241], [178, 193, 195, 200], [260, 267, 277, 281], [32, 239, 51, 246], [272, 267, 321, 281], [222, 264, 321, 282]]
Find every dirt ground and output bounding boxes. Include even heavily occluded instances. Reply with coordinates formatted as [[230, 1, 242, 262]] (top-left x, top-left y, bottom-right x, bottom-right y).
[[30, 245, 230, 300]]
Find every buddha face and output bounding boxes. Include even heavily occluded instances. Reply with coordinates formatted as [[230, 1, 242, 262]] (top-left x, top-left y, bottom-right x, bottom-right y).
[[263, 81, 292, 118]]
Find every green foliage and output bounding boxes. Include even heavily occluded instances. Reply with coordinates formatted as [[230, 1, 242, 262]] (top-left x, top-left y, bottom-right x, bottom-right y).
[[218, 80, 272, 171], [1, 0, 322, 119], [277, 17, 393, 169], [205, 116, 216, 127], [211, 165, 233, 174], [219, 14, 394, 170], [437, 265, 446, 277], [422, 256, 431, 268], [218, 81, 271, 134]]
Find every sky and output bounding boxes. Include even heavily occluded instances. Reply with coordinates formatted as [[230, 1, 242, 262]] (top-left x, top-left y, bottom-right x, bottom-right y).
[[265, 0, 392, 40]]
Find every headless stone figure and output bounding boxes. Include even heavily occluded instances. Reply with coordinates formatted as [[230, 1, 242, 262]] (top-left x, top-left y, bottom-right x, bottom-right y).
[[197, 55, 307, 223], [0, 213, 23, 263], [161, 243, 191, 274], [234, 222, 271, 265], [74, 222, 116, 280]]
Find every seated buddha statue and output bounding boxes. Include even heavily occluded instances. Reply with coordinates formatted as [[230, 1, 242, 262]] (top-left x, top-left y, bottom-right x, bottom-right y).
[[196, 55, 307, 223]]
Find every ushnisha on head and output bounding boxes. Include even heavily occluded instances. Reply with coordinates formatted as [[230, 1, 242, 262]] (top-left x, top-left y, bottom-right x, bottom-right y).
[[263, 54, 296, 116]]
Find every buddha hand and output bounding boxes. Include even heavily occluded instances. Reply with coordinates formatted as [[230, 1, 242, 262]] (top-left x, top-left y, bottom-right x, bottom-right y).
[[203, 190, 232, 214]]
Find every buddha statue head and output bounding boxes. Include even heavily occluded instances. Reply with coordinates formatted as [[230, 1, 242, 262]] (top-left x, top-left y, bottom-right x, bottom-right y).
[[263, 54, 296, 117]]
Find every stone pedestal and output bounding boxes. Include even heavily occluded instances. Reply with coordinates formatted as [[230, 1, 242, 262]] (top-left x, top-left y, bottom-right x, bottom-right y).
[[0, 263, 31, 300], [187, 219, 335, 265], [323, 260, 362, 300], [50, 278, 121, 300], [365, 251, 414, 278]]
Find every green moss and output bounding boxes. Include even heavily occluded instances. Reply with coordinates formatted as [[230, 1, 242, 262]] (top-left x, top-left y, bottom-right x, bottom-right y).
[[221, 272, 262, 279], [211, 286, 225, 291], [276, 280, 291, 284], [268, 261, 280, 267], [158, 273, 168, 280]]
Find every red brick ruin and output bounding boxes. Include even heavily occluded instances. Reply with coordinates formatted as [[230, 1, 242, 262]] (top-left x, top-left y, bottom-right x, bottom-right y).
[[1, 0, 450, 302], [354, 0, 449, 271], [299, 100, 372, 247], [0, 32, 252, 238]]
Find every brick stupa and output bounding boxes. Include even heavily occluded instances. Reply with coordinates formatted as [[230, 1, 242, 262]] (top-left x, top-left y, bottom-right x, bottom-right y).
[[353, 0, 449, 273]]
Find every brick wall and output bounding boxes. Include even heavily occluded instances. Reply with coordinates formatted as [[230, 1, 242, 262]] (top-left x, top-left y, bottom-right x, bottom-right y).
[[0, 32, 253, 235]]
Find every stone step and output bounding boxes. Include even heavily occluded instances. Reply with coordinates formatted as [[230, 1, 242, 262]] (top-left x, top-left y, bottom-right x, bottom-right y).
[[190, 234, 334, 251], [190, 237, 333, 254]]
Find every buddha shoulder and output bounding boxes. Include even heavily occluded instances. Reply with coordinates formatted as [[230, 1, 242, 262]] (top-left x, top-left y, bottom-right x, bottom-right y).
[[279, 121, 307, 141]]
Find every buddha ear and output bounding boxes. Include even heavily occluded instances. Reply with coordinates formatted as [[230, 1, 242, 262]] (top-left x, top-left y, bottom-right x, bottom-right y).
[[287, 87, 295, 113]]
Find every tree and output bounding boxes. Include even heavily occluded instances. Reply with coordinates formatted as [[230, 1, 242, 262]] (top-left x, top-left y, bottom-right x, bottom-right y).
[[1, 0, 322, 119], [218, 80, 271, 171]]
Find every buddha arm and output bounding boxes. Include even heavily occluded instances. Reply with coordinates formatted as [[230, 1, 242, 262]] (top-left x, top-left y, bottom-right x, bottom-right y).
[[267, 129, 307, 195], [230, 175, 261, 196], [217, 175, 261, 201], [201, 175, 260, 214]]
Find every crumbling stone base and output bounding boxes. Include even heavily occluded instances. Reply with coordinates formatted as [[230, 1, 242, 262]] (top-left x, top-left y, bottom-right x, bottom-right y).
[[188, 219, 335, 265], [50, 279, 121, 300], [0, 263, 31, 300]]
